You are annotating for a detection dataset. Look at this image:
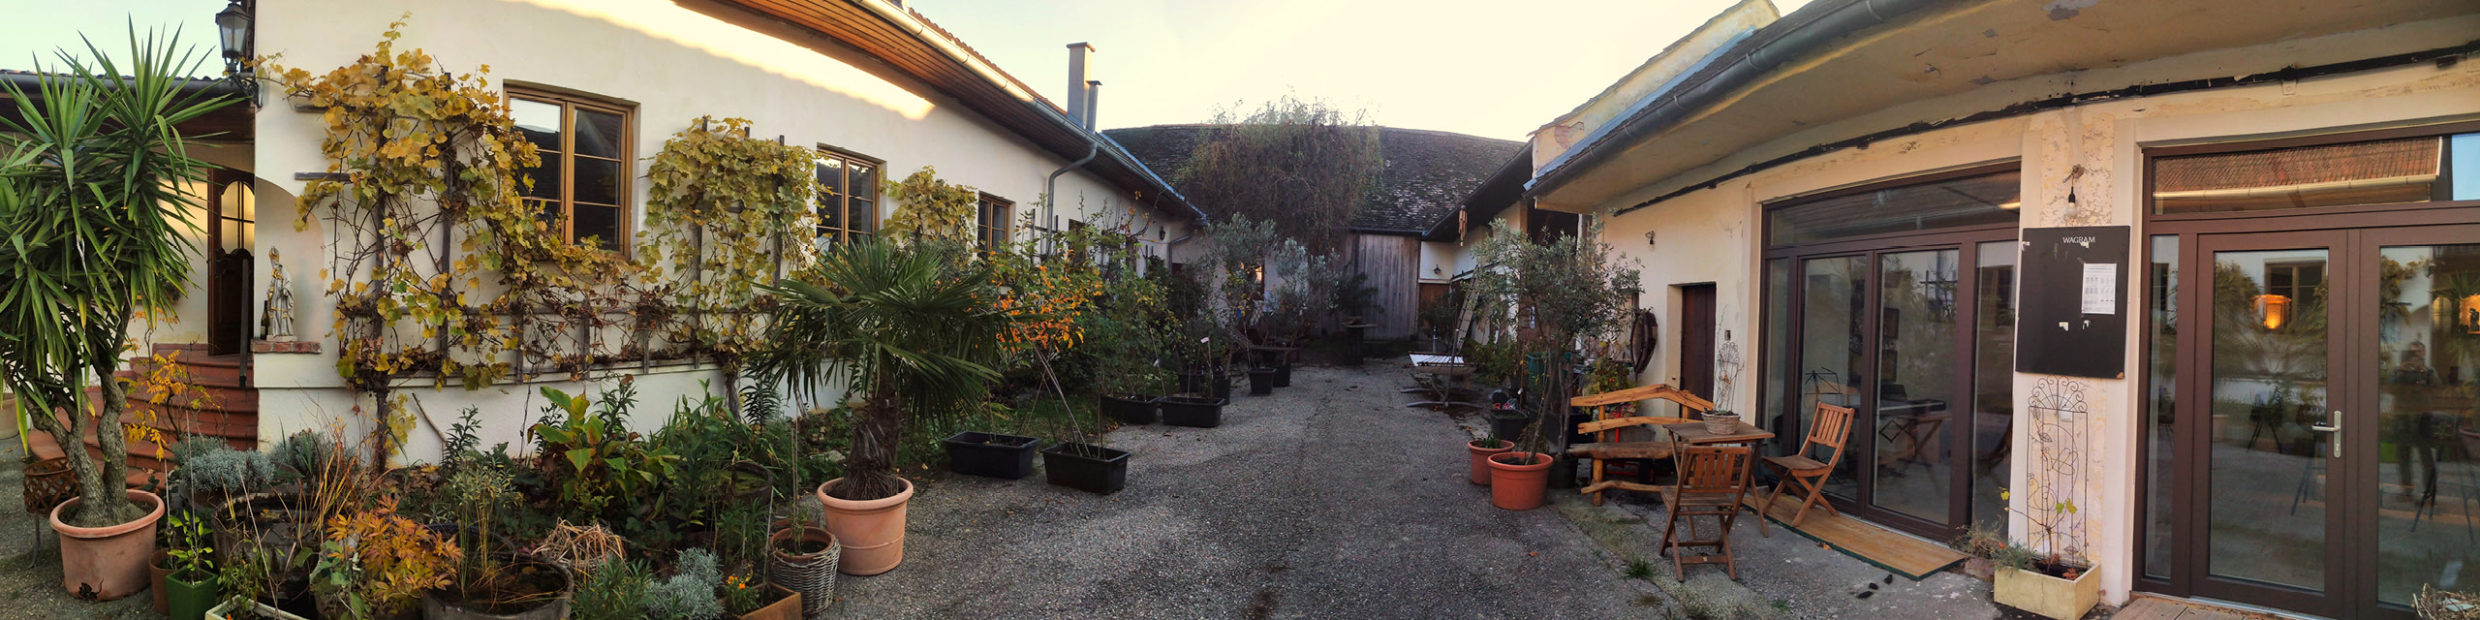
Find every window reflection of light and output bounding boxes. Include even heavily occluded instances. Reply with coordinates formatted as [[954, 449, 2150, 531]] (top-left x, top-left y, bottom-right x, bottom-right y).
[[2254, 294, 2290, 331]]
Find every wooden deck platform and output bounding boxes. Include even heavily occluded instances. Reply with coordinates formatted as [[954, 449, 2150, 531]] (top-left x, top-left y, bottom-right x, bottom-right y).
[[1741, 492, 1966, 581], [2111, 595, 2279, 620]]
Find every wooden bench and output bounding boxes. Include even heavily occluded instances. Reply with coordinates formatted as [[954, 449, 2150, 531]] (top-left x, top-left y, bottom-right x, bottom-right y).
[[1569, 384, 1715, 505]]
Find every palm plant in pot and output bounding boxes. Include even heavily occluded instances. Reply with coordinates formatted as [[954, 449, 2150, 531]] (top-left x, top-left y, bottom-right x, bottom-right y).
[[1465, 225, 1641, 511], [756, 239, 1007, 576], [0, 28, 232, 601]]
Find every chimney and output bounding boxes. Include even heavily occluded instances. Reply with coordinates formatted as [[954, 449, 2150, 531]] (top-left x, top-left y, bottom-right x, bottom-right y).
[[1083, 80, 1101, 129], [1065, 43, 1094, 127]]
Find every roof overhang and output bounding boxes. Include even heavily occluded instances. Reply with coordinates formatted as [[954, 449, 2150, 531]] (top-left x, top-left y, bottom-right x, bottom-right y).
[[1424, 149, 1531, 241], [711, 0, 1205, 223], [1529, 0, 2480, 213]]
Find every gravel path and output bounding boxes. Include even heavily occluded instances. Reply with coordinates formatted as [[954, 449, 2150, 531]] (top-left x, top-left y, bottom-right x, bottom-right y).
[[826, 365, 1667, 619]]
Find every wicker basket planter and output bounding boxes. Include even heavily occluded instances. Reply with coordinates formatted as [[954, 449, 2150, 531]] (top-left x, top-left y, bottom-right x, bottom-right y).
[[768, 525, 839, 619]]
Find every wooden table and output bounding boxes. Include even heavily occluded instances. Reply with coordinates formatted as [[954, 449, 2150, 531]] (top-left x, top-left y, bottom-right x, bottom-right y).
[[1659, 420, 1775, 518], [1404, 354, 1480, 410], [1660, 420, 1776, 447]]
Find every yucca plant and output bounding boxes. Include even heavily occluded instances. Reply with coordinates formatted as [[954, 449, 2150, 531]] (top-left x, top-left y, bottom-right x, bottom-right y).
[[0, 26, 233, 527], [754, 239, 1007, 501]]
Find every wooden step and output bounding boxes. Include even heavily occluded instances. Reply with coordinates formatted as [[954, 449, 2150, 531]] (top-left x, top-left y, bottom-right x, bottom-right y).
[[27, 430, 173, 476], [88, 383, 258, 413]]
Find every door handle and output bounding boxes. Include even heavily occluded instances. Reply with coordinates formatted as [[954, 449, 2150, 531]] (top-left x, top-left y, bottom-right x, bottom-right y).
[[2309, 410, 2341, 459]]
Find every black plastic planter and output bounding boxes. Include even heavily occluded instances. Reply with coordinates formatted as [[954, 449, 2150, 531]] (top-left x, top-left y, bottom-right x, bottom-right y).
[[1100, 394, 1160, 425], [1247, 368, 1277, 395], [1042, 443, 1129, 494], [1272, 357, 1292, 387], [943, 432, 1039, 479], [1488, 411, 1530, 442], [1160, 396, 1227, 428]]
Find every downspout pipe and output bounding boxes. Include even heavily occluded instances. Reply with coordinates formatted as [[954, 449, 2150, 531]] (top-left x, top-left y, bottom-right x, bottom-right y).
[[1044, 142, 1101, 254], [1525, 0, 1942, 201]]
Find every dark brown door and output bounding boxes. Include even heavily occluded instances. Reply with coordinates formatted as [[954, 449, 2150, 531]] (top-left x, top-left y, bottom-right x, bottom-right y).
[[2185, 230, 2347, 616], [1680, 284, 1717, 401], [207, 174, 254, 356]]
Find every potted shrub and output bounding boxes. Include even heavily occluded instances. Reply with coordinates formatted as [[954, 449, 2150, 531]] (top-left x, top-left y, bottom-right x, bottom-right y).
[[1098, 394, 1160, 425], [723, 573, 800, 620], [1463, 225, 1640, 512], [1465, 433, 1513, 486], [758, 240, 1009, 576], [427, 463, 572, 619], [164, 511, 221, 620], [1, 30, 232, 601], [1082, 246, 1176, 425], [941, 431, 1040, 479], [1160, 395, 1228, 428], [311, 497, 458, 620], [1990, 490, 2101, 620], [1246, 366, 1278, 396], [766, 519, 836, 619]]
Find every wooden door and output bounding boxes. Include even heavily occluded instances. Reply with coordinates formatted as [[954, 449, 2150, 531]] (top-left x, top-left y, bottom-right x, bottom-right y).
[[1680, 284, 1717, 401]]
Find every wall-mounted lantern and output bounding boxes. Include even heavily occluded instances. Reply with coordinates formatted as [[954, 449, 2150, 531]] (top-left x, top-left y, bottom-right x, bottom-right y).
[[215, 0, 256, 106]]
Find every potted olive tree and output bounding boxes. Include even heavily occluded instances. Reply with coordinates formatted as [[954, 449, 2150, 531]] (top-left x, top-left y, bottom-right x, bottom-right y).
[[757, 239, 1007, 575], [1464, 225, 1641, 510], [0, 29, 230, 600]]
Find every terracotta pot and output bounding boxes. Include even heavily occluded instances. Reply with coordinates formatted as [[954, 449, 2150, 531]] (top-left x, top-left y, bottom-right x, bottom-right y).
[[50, 488, 166, 600], [1466, 440, 1513, 485], [816, 477, 915, 576], [151, 548, 172, 613], [1485, 452, 1553, 510], [737, 584, 802, 620]]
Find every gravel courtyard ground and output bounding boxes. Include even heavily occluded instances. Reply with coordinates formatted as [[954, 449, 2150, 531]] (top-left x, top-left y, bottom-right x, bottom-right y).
[[0, 363, 2028, 619], [826, 364, 1670, 619]]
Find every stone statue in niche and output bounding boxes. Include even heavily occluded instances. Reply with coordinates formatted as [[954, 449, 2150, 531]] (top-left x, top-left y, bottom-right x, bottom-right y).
[[260, 248, 296, 342]]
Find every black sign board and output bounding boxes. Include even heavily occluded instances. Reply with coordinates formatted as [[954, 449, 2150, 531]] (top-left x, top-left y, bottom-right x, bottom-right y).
[[2015, 226, 2129, 378]]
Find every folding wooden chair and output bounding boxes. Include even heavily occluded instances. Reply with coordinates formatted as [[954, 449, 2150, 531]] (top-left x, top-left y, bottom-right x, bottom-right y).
[[1758, 402, 1854, 537], [1658, 444, 1756, 581]]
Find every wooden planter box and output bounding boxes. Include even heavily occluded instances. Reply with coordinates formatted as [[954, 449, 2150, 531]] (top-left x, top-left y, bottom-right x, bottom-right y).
[[1994, 563, 2099, 620]]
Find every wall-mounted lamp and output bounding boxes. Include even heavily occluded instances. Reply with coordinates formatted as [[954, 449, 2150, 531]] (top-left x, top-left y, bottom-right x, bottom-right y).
[[1644, 230, 1657, 248], [2255, 294, 2291, 331], [215, 0, 257, 107]]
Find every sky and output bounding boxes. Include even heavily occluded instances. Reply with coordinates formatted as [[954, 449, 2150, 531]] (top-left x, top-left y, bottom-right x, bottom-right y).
[[906, 0, 1813, 140], [1, 0, 1813, 141]]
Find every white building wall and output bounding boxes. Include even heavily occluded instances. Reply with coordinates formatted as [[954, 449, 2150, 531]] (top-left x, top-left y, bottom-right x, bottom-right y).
[[1585, 32, 2480, 605], [248, 0, 1189, 463]]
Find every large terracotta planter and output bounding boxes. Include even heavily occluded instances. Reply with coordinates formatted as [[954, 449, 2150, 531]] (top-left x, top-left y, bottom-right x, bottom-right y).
[[1485, 452, 1552, 510], [817, 477, 915, 576], [1466, 440, 1513, 485], [49, 488, 166, 600], [1994, 563, 2100, 620]]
